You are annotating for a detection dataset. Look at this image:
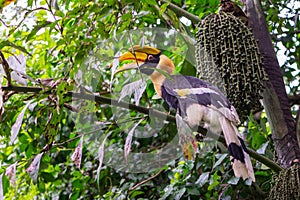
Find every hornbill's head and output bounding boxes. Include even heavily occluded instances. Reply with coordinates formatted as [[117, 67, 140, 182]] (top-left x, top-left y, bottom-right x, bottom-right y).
[[115, 45, 175, 77]]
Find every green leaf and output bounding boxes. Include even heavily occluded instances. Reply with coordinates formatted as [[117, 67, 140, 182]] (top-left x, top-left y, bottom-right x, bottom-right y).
[[129, 190, 144, 199], [160, 3, 168, 14], [208, 171, 220, 191], [26, 21, 53, 41], [41, 172, 55, 182], [0, 40, 32, 56], [145, 0, 157, 6], [72, 179, 83, 189]]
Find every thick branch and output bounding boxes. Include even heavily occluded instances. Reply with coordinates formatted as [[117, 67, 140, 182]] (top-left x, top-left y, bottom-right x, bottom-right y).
[[1, 85, 282, 172]]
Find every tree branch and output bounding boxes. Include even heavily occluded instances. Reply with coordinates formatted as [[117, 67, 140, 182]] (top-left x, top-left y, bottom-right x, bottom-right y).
[[1, 85, 282, 172], [160, 0, 201, 24], [288, 94, 300, 106], [0, 51, 12, 86]]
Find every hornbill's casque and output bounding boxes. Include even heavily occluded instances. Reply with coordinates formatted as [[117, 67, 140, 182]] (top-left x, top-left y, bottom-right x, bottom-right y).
[[114, 45, 255, 182]]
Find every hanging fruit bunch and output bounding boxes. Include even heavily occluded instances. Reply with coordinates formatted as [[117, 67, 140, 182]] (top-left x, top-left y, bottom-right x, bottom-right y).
[[195, 3, 268, 121]]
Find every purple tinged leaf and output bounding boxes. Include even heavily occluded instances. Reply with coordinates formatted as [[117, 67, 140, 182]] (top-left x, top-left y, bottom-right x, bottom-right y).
[[124, 118, 144, 164], [7, 54, 26, 72], [71, 136, 83, 169], [96, 134, 109, 182], [10, 100, 33, 145], [5, 163, 17, 187], [26, 152, 44, 183], [11, 71, 27, 86], [134, 80, 146, 106], [119, 79, 146, 105], [110, 51, 121, 91], [7, 54, 27, 86], [111, 51, 121, 73]]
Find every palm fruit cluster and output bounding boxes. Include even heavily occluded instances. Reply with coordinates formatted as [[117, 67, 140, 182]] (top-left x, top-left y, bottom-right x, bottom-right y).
[[195, 12, 268, 121], [268, 164, 300, 199]]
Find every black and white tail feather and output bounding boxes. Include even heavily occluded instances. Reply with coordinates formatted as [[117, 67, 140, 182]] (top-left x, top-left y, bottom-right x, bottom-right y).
[[218, 116, 255, 182]]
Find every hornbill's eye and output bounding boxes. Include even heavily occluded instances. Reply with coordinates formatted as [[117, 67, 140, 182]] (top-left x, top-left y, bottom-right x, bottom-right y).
[[148, 54, 154, 61]]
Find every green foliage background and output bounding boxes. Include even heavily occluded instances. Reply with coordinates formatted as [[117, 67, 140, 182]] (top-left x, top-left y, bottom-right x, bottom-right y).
[[0, 0, 299, 199]]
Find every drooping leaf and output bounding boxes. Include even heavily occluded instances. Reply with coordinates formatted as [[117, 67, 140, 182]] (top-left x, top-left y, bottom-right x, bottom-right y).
[[26, 21, 53, 42], [110, 50, 121, 91], [227, 176, 239, 185], [6, 54, 27, 86], [26, 152, 44, 183], [110, 51, 121, 75], [159, 185, 174, 200], [174, 187, 186, 200], [10, 100, 33, 145], [213, 154, 227, 169], [256, 141, 269, 154], [71, 136, 83, 169], [175, 113, 198, 160], [96, 133, 109, 183], [0, 41, 32, 56], [124, 118, 144, 164], [5, 163, 16, 187], [119, 79, 146, 106], [134, 80, 146, 106], [195, 172, 210, 187]]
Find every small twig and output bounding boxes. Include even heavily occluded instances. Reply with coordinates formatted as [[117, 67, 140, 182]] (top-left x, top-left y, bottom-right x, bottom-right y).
[[218, 184, 230, 200], [0, 18, 10, 28], [0, 51, 12, 86], [129, 169, 163, 190], [45, 0, 63, 34], [9, 7, 50, 36], [288, 94, 300, 106], [160, 0, 201, 24]]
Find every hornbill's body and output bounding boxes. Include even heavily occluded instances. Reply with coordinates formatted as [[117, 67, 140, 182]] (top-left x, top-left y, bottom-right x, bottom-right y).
[[114, 45, 255, 182]]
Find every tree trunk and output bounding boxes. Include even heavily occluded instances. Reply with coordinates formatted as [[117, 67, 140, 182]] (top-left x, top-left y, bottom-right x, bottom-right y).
[[245, 0, 300, 168]]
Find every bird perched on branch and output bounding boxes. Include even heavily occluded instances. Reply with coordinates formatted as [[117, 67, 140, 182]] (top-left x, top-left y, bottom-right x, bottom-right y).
[[113, 45, 255, 182], [219, 0, 248, 25]]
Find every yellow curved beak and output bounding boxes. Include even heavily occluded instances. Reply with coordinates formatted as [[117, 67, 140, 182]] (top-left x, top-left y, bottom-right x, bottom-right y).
[[111, 45, 161, 74]]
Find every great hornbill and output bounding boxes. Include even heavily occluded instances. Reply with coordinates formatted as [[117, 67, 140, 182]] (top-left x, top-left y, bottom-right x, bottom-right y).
[[113, 45, 255, 182]]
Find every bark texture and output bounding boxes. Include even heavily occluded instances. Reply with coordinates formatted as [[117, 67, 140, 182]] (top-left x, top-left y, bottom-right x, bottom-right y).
[[246, 0, 300, 168]]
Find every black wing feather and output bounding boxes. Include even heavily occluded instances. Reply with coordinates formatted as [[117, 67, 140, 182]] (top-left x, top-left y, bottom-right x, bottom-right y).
[[161, 75, 232, 112]]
